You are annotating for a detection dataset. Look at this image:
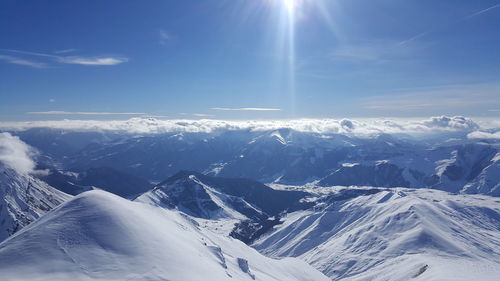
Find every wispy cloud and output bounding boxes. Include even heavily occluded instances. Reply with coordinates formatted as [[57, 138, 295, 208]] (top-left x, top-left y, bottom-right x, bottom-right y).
[[0, 55, 47, 68], [54, 48, 78, 54], [362, 83, 500, 112], [159, 29, 170, 45], [57, 56, 128, 66], [193, 113, 214, 117], [399, 31, 430, 46], [211, 107, 281, 111], [399, 3, 500, 45], [330, 41, 421, 62], [143, 115, 169, 118], [464, 3, 500, 19], [27, 111, 146, 115], [0, 49, 128, 67], [331, 45, 382, 61], [178, 112, 214, 117]]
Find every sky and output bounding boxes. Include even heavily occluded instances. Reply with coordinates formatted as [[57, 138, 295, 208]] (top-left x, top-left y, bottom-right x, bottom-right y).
[[1, 0, 499, 120]]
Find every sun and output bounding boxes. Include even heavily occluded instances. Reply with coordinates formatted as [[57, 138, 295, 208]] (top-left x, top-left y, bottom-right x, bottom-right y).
[[282, 0, 297, 15]]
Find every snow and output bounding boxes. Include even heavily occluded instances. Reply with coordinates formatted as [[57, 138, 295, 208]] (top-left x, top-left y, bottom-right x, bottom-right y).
[[253, 188, 500, 280], [136, 174, 254, 220], [0, 190, 329, 281], [0, 164, 71, 242]]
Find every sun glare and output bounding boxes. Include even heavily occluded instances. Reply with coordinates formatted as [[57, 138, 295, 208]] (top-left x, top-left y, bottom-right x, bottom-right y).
[[282, 0, 296, 15]]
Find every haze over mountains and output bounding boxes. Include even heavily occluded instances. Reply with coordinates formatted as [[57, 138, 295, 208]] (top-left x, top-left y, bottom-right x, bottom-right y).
[[0, 116, 499, 280]]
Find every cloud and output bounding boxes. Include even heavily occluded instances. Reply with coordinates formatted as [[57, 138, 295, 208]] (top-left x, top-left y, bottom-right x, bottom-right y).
[[211, 107, 281, 111], [142, 115, 169, 118], [331, 45, 384, 61], [159, 29, 170, 45], [54, 48, 78, 54], [0, 49, 128, 67], [330, 41, 420, 62], [422, 116, 479, 130], [362, 83, 500, 112], [27, 111, 146, 115], [0, 55, 47, 68], [464, 4, 500, 19], [399, 4, 500, 45], [0, 133, 38, 174], [56, 56, 128, 66], [0, 116, 488, 137], [192, 113, 215, 117], [467, 131, 500, 140], [399, 31, 430, 46]]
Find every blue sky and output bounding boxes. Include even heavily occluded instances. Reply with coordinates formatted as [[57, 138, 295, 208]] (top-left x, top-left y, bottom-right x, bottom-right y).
[[1, 0, 499, 120]]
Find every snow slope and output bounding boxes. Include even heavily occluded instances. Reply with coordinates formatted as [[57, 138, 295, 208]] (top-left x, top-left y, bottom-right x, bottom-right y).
[[462, 151, 500, 196], [0, 164, 71, 242], [135, 171, 310, 220], [0, 190, 328, 281], [253, 188, 500, 280]]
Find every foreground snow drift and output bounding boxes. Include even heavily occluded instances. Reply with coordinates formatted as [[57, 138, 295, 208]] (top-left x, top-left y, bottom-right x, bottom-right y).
[[0, 190, 328, 281], [254, 188, 500, 280]]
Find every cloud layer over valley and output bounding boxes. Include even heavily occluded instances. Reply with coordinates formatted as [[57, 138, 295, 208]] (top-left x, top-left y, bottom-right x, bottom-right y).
[[0, 116, 498, 139]]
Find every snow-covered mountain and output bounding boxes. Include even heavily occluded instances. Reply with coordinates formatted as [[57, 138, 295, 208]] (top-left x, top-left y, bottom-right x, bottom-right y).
[[10, 125, 498, 197], [0, 118, 498, 280], [0, 163, 71, 242], [462, 152, 500, 196], [136, 171, 311, 220], [253, 187, 500, 280], [0, 190, 328, 281]]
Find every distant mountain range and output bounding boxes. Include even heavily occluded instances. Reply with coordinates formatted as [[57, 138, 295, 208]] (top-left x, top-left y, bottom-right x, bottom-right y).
[[7, 127, 499, 197]]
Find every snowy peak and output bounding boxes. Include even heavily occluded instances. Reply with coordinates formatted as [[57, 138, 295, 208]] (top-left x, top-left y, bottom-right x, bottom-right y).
[[253, 188, 500, 280], [136, 171, 312, 220], [462, 151, 500, 196], [137, 171, 250, 219], [0, 164, 71, 242], [0, 190, 328, 281]]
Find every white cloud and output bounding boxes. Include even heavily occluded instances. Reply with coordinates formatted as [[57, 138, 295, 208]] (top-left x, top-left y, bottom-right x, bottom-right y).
[[0, 49, 128, 67], [192, 113, 215, 117], [211, 107, 281, 111], [0, 133, 37, 174], [422, 116, 479, 130], [27, 111, 146, 115], [467, 131, 500, 140], [0, 116, 489, 137], [56, 56, 128, 66], [0, 55, 47, 68]]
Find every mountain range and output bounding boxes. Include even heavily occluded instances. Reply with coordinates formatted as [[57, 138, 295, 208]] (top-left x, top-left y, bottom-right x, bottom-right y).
[[0, 118, 499, 280]]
